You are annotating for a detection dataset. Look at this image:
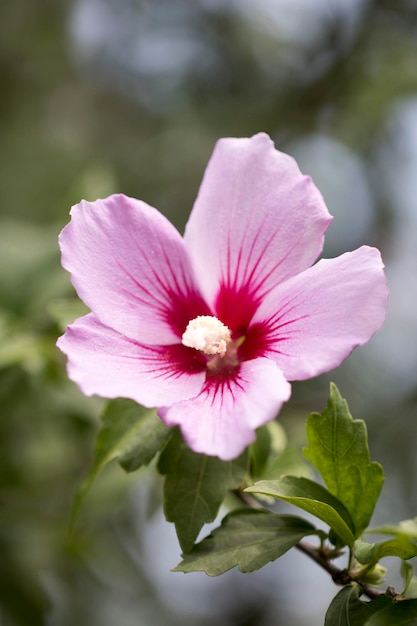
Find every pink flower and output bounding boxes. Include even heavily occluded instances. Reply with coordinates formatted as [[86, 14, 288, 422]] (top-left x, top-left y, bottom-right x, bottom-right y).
[[57, 133, 388, 460]]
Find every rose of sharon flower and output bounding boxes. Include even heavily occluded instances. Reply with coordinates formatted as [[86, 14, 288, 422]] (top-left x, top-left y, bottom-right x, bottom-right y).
[[57, 133, 388, 460]]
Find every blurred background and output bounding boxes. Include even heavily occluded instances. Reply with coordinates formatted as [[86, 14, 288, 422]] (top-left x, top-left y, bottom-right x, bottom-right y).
[[0, 0, 416, 624]]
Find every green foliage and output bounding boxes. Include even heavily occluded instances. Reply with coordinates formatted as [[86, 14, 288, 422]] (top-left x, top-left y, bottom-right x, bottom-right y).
[[250, 421, 312, 480], [325, 586, 386, 625], [257, 445, 313, 481], [357, 519, 417, 589], [158, 430, 248, 552], [240, 386, 417, 623], [365, 600, 417, 626], [401, 562, 416, 597], [65, 384, 416, 625], [326, 585, 417, 625], [368, 519, 417, 541], [246, 475, 355, 547], [249, 423, 278, 478], [304, 383, 384, 536], [175, 510, 318, 575], [70, 399, 170, 528], [355, 538, 417, 567]]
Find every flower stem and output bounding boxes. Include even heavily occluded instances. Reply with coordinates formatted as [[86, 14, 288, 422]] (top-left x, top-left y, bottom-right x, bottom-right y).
[[296, 540, 392, 601]]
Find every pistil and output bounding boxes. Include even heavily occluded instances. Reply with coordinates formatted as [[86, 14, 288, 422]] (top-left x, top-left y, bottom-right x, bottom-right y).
[[182, 315, 232, 357]]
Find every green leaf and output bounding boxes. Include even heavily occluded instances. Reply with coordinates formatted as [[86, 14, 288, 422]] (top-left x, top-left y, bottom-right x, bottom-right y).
[[401, 562, 415, 596], [250, 421, 288, 479], [325, 586, 392, 626], [304, 383, 384, 536], [355, 538, 417, 566], [366, 598, 417, 625], [259, 446, 313, 481], [367, 519, 417, 541], [250, 421, 311, 482], [174, 509, 318, 575], [70, 399, 170, 529], [250, 425, 274, 478], [326, 587, 417, 626], [245, 475, 355, 547], [404, 576, 417, 600], [158, 430, 248, 552]]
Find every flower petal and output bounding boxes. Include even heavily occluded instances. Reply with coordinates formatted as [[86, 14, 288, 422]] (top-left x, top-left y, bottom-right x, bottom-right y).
[[57, 313, 206, 406], [59, 194, 210, 345], [158, 357, 292, 461], [184, 133, 332, 330], [249, 246, 389, 380]]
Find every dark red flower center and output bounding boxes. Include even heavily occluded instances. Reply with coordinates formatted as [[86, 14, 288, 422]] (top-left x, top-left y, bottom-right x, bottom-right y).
[[180, 312, 269, 380]]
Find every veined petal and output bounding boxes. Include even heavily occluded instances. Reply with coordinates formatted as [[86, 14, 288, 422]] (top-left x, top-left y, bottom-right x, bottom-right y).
[[57, 314, 206, 406], [59, 194, 210, 345], [250, 246, 389, 380], [184, 133, 332, 330], [158, 357, 291, 461]]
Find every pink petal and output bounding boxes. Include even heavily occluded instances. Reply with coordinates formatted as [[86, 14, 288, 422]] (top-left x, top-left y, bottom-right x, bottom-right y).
[[184, 133, 332, 330], [250, 246, 389, 380], [59, 194, 210, 345], [158, 357, 292, 461], [57, 314, 206, 406]]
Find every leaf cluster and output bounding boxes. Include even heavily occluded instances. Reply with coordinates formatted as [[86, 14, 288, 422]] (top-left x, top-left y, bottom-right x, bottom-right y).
[[73, 384, 417, 625]]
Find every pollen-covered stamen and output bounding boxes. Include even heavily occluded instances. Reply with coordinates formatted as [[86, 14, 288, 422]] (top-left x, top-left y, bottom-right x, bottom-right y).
[[182, 315, 232, 357]]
